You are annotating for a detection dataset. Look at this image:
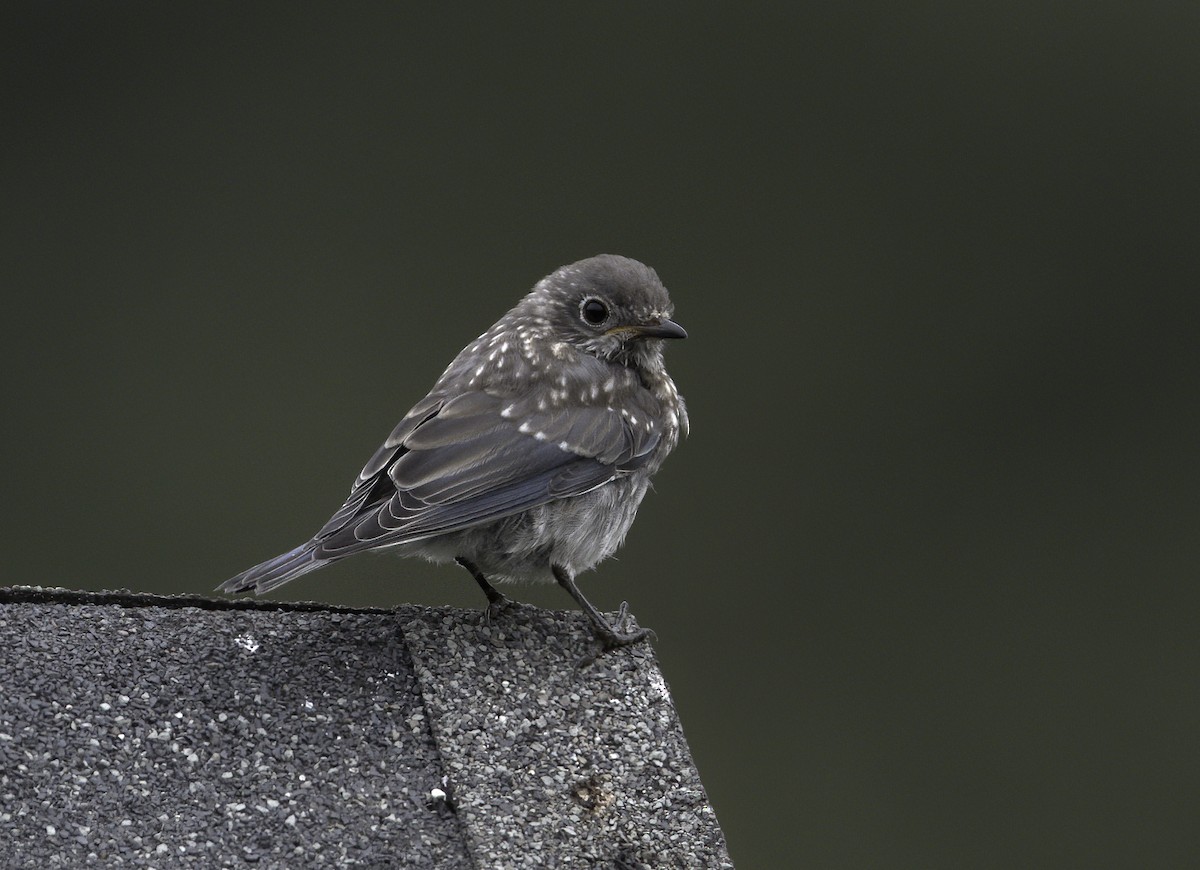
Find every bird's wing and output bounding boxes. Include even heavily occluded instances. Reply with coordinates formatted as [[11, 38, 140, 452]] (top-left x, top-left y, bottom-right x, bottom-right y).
[[313, 394, 444, 539], [310, 387, 662, 558]]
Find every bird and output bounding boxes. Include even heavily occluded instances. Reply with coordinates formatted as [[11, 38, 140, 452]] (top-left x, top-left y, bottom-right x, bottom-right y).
[[218, 254, 688, 651]]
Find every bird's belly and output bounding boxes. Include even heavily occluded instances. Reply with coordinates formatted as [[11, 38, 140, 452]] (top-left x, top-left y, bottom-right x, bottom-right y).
[[406, 476, 652, 584]]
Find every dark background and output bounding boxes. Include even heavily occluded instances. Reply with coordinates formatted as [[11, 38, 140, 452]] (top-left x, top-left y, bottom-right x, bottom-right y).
[[4, 4, 1197, 867]]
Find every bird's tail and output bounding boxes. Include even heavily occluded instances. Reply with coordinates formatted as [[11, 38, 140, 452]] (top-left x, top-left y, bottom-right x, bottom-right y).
[[217, 541, 333, 595]]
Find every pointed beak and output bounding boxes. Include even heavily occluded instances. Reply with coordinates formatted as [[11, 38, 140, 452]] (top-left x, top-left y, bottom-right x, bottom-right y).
[[636, 318, 688, 340]]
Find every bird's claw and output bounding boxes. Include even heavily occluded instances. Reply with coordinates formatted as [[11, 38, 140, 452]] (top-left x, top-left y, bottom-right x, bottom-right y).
[[608, 600, 656, 644], [575, 603, 656, 665], [478, 593, 515, 626], [595, 623, 654, 648], [613, 600, 633, 634]]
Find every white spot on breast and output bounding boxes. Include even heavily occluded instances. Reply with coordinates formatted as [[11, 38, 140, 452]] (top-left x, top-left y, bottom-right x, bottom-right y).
[[534, 430, 547, 441], [475, 364, 485, 377], [518, 422, 532, 434], [501, 404, 516, 418]]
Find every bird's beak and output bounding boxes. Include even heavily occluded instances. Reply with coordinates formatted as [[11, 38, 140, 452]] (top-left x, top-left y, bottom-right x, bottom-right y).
[[635, 319, 688, 340]]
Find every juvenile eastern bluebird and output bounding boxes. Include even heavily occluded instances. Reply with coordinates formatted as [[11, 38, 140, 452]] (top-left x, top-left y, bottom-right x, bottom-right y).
[[219, 254, 688, 650]]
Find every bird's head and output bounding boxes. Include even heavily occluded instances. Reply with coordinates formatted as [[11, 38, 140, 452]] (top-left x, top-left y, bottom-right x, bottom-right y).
[[531, 254, 687, 370]]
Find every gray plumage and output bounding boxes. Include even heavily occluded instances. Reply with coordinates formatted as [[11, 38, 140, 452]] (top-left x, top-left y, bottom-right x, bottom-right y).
[[219, 254, 688, 649]]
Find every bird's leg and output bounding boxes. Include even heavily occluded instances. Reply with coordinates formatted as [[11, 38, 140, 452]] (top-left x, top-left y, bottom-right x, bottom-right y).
[[551, 564, 654, 650], [455, 557, 513, 623]]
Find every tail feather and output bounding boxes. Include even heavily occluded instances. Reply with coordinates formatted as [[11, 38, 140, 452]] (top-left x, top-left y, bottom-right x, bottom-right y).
[[218, 542, 330, 595]]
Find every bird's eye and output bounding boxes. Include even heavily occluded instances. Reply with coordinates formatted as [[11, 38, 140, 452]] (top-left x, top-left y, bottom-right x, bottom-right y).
[[581, 298, 609, 325]]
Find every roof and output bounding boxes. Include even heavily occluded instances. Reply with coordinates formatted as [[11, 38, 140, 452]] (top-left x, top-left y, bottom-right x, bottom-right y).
[[0, 586, 732, 868]]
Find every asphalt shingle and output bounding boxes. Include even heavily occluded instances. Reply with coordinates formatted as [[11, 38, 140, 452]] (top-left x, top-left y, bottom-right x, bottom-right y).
[[0, 588, 731, 868]]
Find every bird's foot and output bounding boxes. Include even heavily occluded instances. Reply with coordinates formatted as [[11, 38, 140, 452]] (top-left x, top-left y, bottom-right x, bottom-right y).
[[550, 565, 655, 664], [577, 601, 656, 665], [479, 591, 515, 626], [457, 556, 516, 626], [606, 600, 656, 644]]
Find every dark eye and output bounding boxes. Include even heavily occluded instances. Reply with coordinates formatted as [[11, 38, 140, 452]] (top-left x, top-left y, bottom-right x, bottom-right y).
[[581, 298, 609, 325]]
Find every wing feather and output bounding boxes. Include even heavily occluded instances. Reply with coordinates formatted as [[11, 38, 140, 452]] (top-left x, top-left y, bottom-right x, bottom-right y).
[[308, 373, 665, 561]]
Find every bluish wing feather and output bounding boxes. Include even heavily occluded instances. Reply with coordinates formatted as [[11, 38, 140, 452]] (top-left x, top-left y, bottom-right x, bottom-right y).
[[318, 457, 614, 556], [308, 388, 639, 557]]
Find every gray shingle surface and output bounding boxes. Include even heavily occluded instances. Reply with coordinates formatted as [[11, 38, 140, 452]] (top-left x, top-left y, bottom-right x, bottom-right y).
[[0, 588, 731, 868]]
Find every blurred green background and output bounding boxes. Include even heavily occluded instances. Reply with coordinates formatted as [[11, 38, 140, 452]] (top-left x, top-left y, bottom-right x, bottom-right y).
[[4, 4, 1198, 867]]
